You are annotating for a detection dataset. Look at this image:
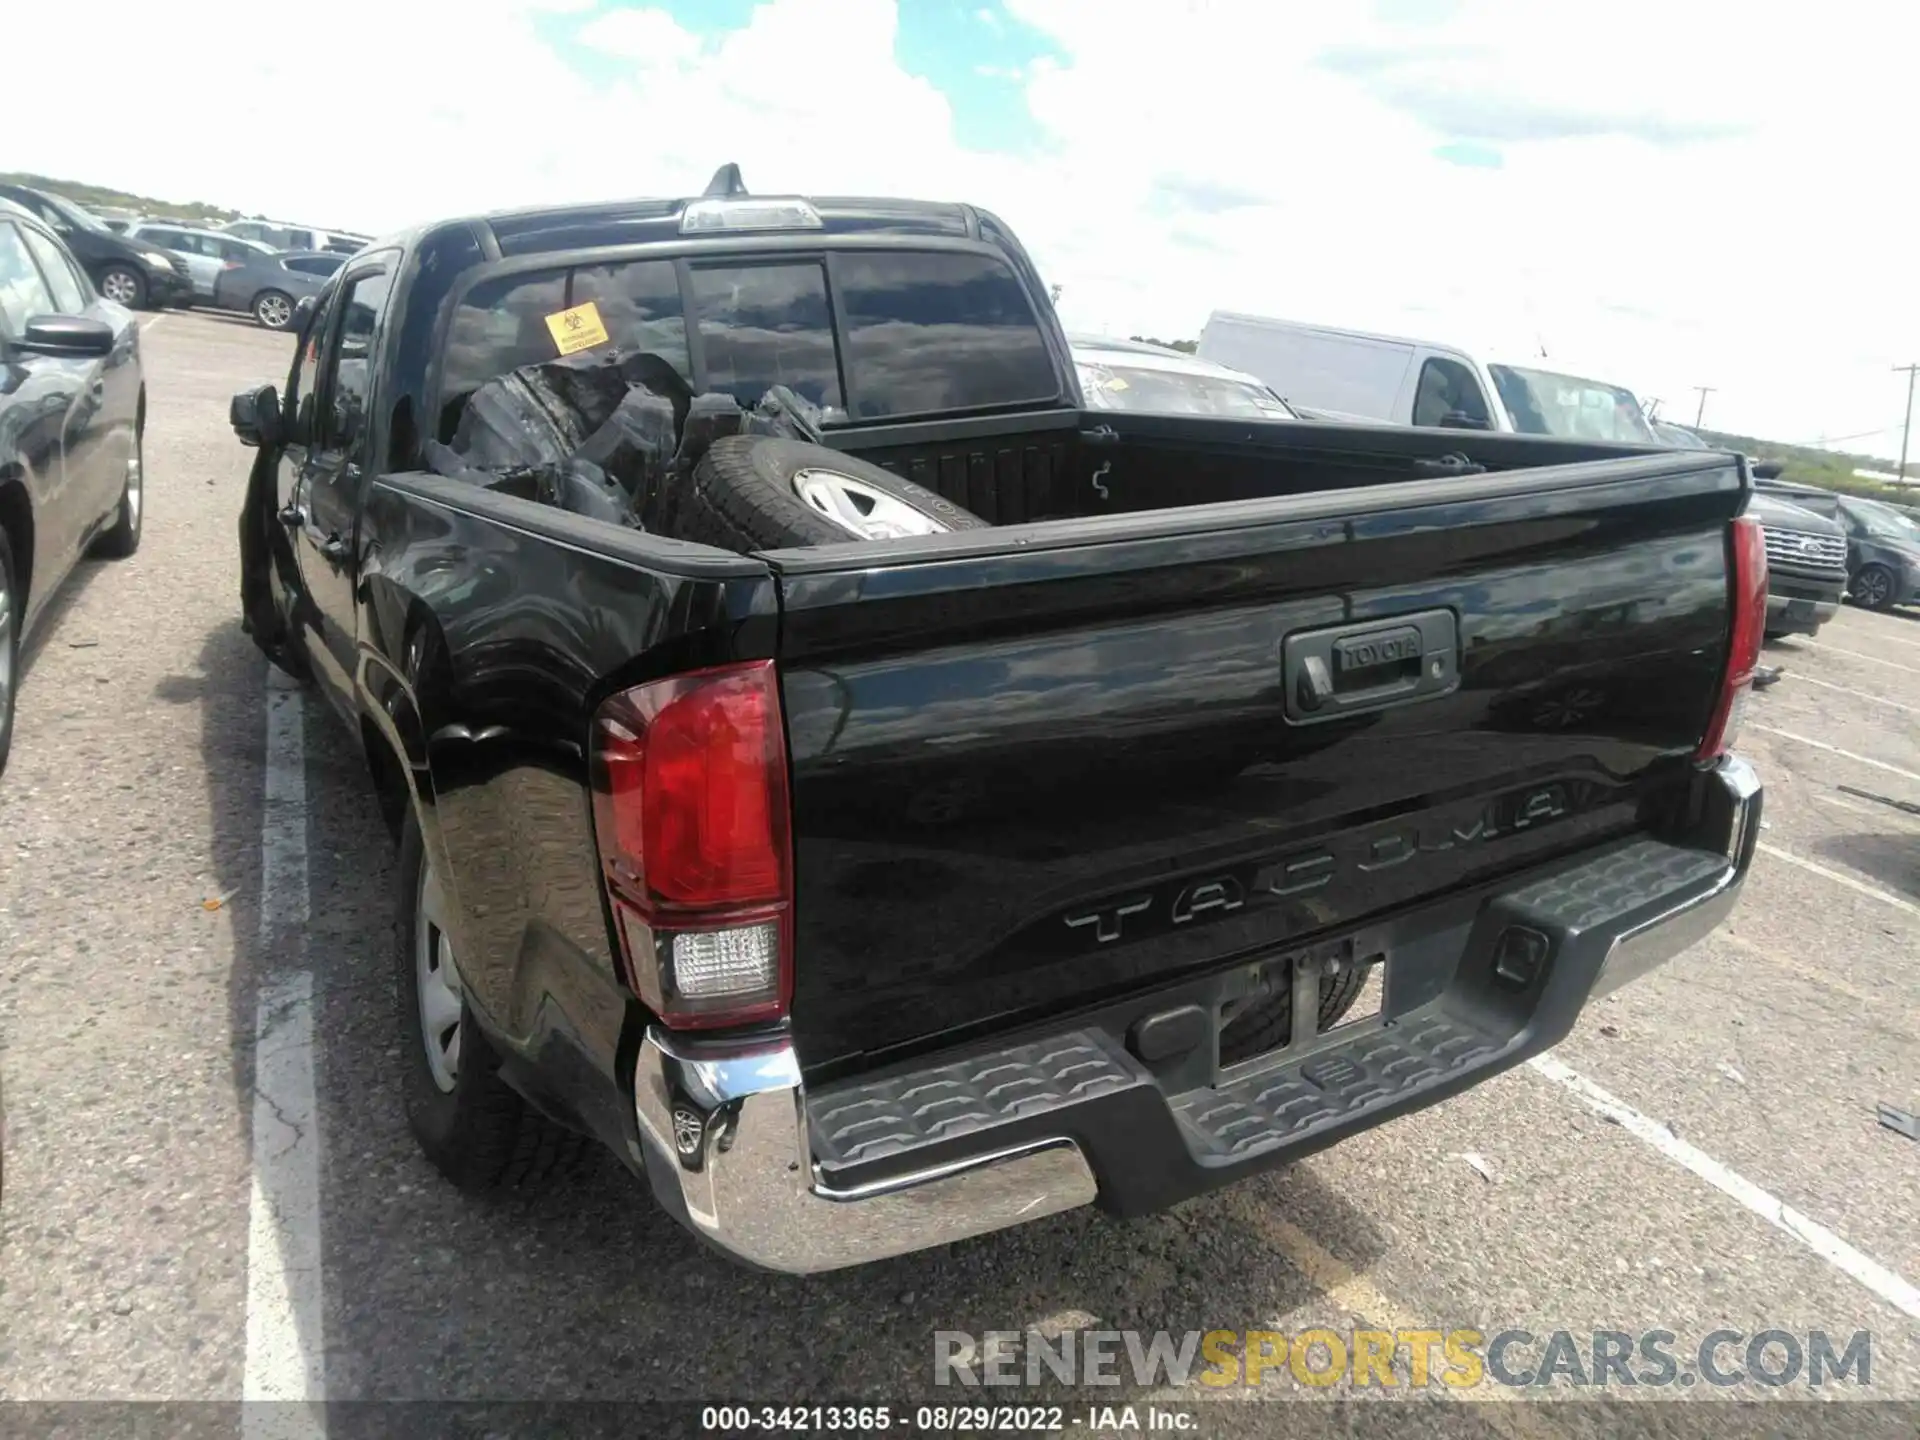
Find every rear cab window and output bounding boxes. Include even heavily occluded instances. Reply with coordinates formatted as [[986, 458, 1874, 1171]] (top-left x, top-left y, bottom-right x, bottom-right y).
[[432, 246, 1057, 441], [833, 251, 1058, 419]]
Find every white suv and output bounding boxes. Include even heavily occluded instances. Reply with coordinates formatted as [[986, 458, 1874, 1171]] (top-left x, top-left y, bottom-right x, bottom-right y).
[[220, 218, 371, 256]]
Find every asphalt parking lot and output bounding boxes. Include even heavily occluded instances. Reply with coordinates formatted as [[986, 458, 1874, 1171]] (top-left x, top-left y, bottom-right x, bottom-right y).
[[0, 309, 1916, 1436]]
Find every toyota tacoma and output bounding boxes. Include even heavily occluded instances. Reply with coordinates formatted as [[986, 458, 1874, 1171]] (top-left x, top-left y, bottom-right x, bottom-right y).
[[232, 168, 1766, 1273]]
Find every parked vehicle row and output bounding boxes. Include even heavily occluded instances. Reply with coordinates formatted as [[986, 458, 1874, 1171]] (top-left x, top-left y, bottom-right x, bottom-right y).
[[1196, 311, 1662, 445], [0, 199, 146, 774], [0, 182, 192, 312], [1755, 480, 1920, 612], [0, 187, 360, 330], [220, 217, 371, 256]]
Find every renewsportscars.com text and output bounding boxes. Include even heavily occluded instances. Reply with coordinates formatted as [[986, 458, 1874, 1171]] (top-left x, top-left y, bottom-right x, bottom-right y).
[[933, 1327, 1873, 1391]]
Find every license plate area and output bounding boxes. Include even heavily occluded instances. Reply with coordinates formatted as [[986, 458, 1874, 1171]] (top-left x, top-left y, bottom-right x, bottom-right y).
[[1214, 936, 1387, 1086]]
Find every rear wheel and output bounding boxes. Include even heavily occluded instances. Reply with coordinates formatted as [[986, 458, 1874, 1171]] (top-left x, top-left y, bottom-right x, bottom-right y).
[[672, 436, 987, 550], [0, 530, 18, 776], [395, 812, 586, 1190], [97, 264, 147, 310], [253, 290, 295, 331], [1852, 563, 1896, 611], [1217, 961, 1372, 1068], [91, 413, 143, 559]]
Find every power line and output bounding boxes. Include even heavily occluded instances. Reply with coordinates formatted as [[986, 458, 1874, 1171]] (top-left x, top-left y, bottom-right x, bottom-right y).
[[1788, 424, 1906, 448], [1897, 364, 1920, 483]]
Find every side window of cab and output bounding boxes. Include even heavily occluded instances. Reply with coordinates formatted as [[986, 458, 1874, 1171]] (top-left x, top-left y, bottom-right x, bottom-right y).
[[285, 286, 339, 444]]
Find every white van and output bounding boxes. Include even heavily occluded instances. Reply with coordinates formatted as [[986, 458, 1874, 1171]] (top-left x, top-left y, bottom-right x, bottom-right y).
[[1197, 311, 1659, 445]]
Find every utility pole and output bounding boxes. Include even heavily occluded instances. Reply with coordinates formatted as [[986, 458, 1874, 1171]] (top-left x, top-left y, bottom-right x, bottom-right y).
[[1692, 385, 1716, 428], [1896, 364, 1920, 483]]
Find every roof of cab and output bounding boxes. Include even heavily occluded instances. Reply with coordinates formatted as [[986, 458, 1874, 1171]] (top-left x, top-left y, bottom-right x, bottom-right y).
[[375, 165, 986, 261]]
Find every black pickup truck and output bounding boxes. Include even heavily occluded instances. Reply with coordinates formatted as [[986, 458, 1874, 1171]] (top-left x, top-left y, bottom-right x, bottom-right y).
[[233, 170, 1766, 1274]]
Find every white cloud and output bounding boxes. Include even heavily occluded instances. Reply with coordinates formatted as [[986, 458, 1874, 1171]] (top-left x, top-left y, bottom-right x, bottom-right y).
[[3, 0, 1915, 445], [576, 6, 702, 63]]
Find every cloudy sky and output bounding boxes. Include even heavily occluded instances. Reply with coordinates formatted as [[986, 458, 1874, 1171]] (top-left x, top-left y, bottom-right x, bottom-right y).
[[10, 0, 1915, 448]]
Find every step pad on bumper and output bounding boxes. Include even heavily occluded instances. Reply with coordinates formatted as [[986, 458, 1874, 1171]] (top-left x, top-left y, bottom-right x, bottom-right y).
[[1502, 838, 1727, 932], [1174, 1011, 1499, 1162], [810, 1031, 1144, 1167]]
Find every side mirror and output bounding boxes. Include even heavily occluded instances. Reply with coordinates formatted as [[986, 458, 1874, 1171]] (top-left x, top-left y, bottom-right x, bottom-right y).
[[1439, 410, 1493, 431], [294, 295, 317, 328], [1751, 460, 1784, 481], [230, 384, 282, 449], [13, 315, 115, 359]]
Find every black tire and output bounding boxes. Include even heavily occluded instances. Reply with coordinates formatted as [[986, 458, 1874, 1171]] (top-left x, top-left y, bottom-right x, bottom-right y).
[[252, 290, 296, 331], [395, 812, 586, 1190], [90, 411, 143, 560], [672, 436, 987, 550], [0, 529, 18, 778], [96, 264, 148, 310], [1217, 961, 1372, 1068], [1852, 563, 1896, 611]]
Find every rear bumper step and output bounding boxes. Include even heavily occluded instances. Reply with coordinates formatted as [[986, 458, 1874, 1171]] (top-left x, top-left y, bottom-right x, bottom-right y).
[[633, 755, 1760, 1273]]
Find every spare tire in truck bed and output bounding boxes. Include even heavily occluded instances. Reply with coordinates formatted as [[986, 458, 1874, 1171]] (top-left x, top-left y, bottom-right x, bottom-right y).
[[672, 436, 988, 550]]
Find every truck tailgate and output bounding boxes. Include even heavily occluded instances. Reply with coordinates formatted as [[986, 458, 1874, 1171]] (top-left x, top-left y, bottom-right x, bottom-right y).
[[769, 451, 1745, 1077]]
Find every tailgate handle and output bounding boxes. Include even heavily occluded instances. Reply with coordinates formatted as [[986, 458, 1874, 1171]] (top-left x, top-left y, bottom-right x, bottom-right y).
[[1284, 610, 1459, 723]]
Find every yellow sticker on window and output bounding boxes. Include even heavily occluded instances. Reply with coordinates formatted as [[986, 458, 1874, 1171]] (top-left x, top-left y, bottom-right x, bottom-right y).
[[544, 300, 610, 356]]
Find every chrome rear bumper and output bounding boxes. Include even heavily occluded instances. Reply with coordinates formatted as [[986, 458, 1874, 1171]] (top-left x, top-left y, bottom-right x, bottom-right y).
[[633, 1030, 1097, 1274]]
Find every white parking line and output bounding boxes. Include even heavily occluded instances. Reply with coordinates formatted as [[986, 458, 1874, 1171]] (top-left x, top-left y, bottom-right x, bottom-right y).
[[1756, 842, 1920, 918], [243, 668, 327, 1435], [1826, 615, 1920, 652], [1803, 639, 1920, 676], [1751, 725, 1920, 787], [1783, 671, 1920, 716], [1529, 1055, 1920, 1320], [139, 315, 166, 333]]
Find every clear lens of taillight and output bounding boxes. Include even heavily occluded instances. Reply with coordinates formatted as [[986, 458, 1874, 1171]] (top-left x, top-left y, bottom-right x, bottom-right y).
[[1696, 515, 1768, 762], [589, 660, 793, 1029]]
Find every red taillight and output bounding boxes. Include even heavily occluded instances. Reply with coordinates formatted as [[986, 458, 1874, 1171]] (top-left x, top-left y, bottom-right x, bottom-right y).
[[1696, 515, 1768, 762], [589, 660, 793, 1029]]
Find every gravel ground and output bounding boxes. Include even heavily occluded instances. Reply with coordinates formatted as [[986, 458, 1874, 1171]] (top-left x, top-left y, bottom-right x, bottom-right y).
[[0, 310, 1915, 1438]]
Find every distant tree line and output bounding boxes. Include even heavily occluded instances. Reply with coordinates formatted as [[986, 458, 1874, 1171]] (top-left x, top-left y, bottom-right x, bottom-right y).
[[1129, 336, 1197, 354], [0, 171, 239, 226], [1698, 427, 1917, 500]]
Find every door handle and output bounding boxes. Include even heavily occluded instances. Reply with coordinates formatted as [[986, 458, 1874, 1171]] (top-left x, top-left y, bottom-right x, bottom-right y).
[[1283, 610, 1460, 724], [278, 504, 307, 527]]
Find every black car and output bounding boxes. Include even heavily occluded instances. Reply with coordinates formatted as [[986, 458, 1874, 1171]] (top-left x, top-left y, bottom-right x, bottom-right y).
[[212, 249, 342, 330], [0, 184, 193, 311], [1830, 494, 1920, 610], [0, 200, 146, 774], [1754, 480, 1920, 611]]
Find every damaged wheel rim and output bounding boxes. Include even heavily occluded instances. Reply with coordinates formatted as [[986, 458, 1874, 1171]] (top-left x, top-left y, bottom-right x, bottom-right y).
[[792, 469, 950, 541], [415, 857, 463, 1093]]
